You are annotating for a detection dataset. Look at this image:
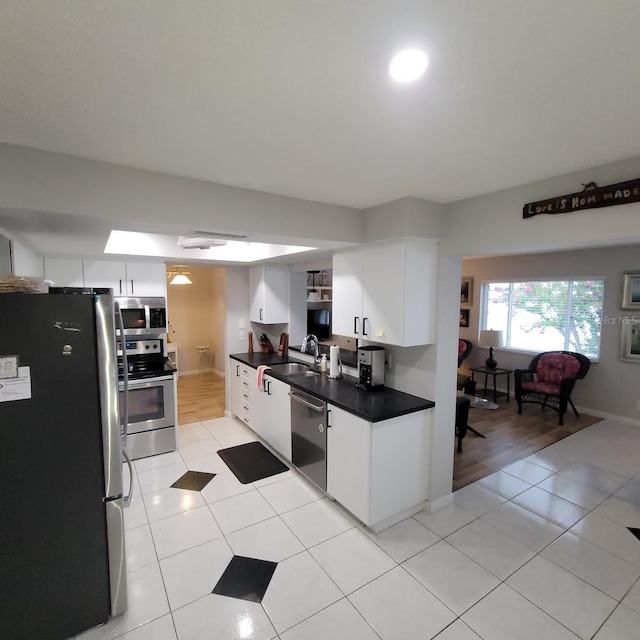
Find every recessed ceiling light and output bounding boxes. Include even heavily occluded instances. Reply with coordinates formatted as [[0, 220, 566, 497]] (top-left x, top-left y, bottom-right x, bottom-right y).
[[389, 49, 429, 82]]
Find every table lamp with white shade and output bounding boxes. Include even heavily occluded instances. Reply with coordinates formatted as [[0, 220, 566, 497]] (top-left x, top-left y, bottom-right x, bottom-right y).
[[479, 330, 504, 369]]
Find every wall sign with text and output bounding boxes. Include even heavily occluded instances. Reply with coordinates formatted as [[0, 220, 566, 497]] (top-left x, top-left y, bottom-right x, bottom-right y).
[[523, 178, 640, 219]]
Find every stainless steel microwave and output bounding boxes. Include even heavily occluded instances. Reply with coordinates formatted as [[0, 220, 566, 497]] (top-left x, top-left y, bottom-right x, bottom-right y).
[[115, 297, 167, 336]]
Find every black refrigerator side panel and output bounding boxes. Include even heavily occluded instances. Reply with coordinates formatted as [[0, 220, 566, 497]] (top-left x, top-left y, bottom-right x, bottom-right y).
[[0, 294, 111, 640]]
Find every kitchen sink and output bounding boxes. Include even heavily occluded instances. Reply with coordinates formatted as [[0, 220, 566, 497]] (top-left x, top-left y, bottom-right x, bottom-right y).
[[269, 363, 318, 377]]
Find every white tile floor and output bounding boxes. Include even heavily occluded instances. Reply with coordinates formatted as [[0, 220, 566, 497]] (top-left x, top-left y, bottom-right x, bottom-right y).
[[75, 417, 640, 639]]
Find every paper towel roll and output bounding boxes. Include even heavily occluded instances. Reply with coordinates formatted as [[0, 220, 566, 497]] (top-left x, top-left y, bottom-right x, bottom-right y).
[[329, 345, 341, 378]]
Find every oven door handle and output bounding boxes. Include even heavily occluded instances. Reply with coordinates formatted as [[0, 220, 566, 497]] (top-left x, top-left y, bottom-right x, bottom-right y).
[[126, 375, 174, 385]]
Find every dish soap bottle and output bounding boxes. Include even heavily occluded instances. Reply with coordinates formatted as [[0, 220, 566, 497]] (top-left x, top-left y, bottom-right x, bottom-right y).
[[320, 354, 327, 372]]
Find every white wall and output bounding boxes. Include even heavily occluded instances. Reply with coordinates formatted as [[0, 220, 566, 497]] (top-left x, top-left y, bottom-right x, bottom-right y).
[[0, 142, 363, 247], [445, 156, 640, 257], [0, 233, 11, 274], [0, 226, 44, 277], [211, 268, 227, 375], [363, 197, 445, 243], [224, 266, 250, 413], [289, 271, 308, 347], [166, 265, 225, 375]]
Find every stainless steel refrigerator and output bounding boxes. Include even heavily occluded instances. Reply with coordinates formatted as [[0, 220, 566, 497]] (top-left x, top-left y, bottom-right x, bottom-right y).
[[0, 291, 127, 639]]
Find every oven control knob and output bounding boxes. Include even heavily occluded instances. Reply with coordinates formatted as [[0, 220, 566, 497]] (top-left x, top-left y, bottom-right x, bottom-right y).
[[153, 344, 158, 349], [319, 424, 325, 433], [145, 345, 150, 349]]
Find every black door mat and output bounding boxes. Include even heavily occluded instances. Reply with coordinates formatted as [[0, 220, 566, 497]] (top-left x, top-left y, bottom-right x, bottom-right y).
[[171, 470, 216, 492], [218, 441, 289, 484], [212, 555, 278, 603]]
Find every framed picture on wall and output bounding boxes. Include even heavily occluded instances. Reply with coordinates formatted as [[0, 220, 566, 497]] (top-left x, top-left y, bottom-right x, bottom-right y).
[[622, 272, 640, 310], [621, 320, 640, 362], [459, 308, 470, 328], [461, 277, 473, 305]]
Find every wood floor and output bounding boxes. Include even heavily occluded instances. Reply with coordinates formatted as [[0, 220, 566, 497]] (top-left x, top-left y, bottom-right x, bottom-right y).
[[177, 371, 226, 425], [176, 373, 603, 492], [453, 398, 602, 491]]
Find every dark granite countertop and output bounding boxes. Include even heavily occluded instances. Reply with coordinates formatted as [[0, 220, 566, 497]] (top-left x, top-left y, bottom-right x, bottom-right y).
[[230, 352, 435, 423]]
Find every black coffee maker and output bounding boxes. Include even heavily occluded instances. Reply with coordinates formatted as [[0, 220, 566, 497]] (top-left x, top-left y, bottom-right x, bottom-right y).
[[356, 346, 385, 390]]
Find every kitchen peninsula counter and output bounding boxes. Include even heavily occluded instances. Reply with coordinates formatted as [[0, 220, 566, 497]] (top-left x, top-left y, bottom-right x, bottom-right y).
[[230, 352, 435, 422]]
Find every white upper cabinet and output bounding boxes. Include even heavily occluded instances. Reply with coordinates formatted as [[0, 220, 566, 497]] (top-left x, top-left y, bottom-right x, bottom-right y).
[[83, 260, 166, 297], [124, 262, 167, 297], [331, 251, 363, 337], [82, 260, 127, 294], [43, 258, 85, 288], [249, 266, 289, 324], [332, 240, 437, 347]]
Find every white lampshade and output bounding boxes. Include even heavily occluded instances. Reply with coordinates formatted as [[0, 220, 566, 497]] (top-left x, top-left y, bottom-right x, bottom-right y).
[[169, 273, 192, 285], [479, 329, 504, 349], [307, 290, 321, 302]]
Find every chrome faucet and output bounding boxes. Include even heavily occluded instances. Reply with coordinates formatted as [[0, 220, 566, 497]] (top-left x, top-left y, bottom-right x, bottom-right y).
[[301, 334, 320, 360]]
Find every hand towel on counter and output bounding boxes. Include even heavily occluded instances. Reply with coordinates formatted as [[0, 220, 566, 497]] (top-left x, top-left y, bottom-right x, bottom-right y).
[[256, 365, 271, 389]]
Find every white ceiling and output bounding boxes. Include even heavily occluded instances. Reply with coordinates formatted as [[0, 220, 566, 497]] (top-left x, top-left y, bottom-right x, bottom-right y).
[[2, 0, 640, 211]]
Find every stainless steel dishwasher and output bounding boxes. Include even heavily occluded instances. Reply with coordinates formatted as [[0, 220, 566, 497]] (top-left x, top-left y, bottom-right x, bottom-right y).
[[290, 390, 328, 490]]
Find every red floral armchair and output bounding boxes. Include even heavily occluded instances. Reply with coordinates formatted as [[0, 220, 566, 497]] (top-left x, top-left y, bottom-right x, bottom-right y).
[[514, 351, 591, 425], [458, 339, 473, 367]]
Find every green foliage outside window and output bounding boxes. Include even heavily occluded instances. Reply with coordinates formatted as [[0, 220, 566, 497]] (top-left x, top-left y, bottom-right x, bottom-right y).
[[483, 279, 604, 358]]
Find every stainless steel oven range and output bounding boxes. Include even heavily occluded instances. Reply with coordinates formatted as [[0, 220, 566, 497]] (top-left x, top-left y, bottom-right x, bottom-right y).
[[117, 338, 176, 460]]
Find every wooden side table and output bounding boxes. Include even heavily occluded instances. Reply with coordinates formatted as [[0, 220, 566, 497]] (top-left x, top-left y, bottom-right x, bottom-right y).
[[470, 366, 512, 402]]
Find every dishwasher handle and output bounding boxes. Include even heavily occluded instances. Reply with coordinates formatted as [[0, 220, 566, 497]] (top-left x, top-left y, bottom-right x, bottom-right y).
[[289, 391, 325, 412]]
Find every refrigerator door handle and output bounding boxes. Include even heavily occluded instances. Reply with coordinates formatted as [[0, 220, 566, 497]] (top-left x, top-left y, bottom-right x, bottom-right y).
[[114, 302, 129, 442], [122, 448, 134, 506], [105, 499, 127, 616], [96, 294, 124, 500]]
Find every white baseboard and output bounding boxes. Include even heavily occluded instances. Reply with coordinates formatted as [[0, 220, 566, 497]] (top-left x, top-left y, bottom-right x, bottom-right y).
[[179, 367, 224, 377], [424, 492, 455, 513], [573, 406, 640, 428]]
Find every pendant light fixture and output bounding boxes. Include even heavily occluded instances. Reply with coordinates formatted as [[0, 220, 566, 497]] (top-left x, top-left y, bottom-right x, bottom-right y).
[[167, 266, 192, 285]]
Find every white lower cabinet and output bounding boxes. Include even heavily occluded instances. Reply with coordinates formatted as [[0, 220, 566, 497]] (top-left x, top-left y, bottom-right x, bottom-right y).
[[260, 375, 292, 460], [228, 360, 291, 459], [327, 404, 432, 531], [229, 359, 259, 430], [326, 405, 372, 524], [229, 359, 432, 533]]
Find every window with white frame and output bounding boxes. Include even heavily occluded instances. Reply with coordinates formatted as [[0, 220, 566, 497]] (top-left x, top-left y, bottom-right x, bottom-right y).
[[480, 279, 604, 359]]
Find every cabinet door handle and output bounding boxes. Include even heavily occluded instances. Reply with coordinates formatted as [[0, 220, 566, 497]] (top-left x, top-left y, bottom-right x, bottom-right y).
[[267, 380, 272, 395], [119, 279, 123, 295], [260, 308, 264, 321], [354, 316, 360, 334], [327, 409, 332, 428], [130, 279, 134, 294], [363, 317, 368, 336], [236, 365, 240, 377]]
